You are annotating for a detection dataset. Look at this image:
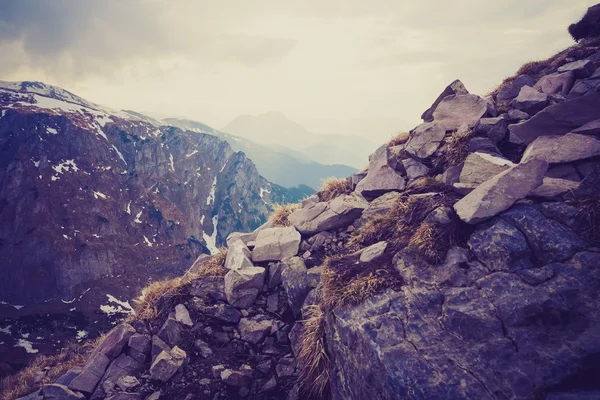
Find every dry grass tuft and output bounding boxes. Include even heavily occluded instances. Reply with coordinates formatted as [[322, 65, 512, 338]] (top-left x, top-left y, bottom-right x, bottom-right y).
[[0, 342, 90, 400], [183, 248, 228, 282], [407, 221, 461, 264], [269, 203, 300, 227], [568, 196, 600, 245], [297, 305, 331, 399], [388, 132, 410, 147], [405, 176, 449, 195], [444, 127, 473, 167], [319, 178, 352, 202]]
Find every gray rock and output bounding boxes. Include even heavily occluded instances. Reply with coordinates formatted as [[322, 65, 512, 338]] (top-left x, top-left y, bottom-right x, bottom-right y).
[[507, 109, 530, 121], [500, 205, 588, 264], [546, 164, 581, 181], [511, 85, 548, 115], [188, 276, 226, 301], [15, 391, 43, 400], [226, 231, 258, 247], [156, 317, 183, 348], [459, 152, 515, 185], [355, 146, 406, 198], [69, 352, 111, 393], [350, 171, 368, 190], [432, 94, 488, 130], [454, 159, 548, 224], [534, 71, 575, 95], [252, 227, 301, 262], [221, 369, 252, 387], [522, 133, 600, 163], [567, 78, 600, 99], [224, 266, 266, 308], [441, 163, 463, 186], [174, 304, 193, 327], [260, 376, 278, 393], [474, 117, 508, 143], [145, 392, 161, 400], [289, 193, 368, 234], [516, 266, 555, 286], [281, 257, 312, 318], [307, 267, 323, 288], [116, 375, 140, 391], [212, 364, 226, 378], [405, 122, 446, 159], [91, 354, 142, 400], [93, 323, 136, 360], [509, 91, 600, 144], [529, 177, 580, 198], [225, 239, 254, 270], [275, 358, 296, 378], [55, 368, 82, 387], [151, 336, 170, 363], [358, 192, 402, 225], [149, 346, 186, 382], [497, 74, 536, 101], [558, 59, 596, 78], [359, 241, 388, 263], [201, 303, 242, 324], [468, 219, 532, 272], [41, 384, 85, 400], [238, 318, 273, 344], [401, 158, 429, 179], [571, 118, 600, 135], [468, 137, 501, 154], [194, 339, 213, 358], [128, 334, 151, 363], [421, 79, 469, 122], [268, 262, 284, 288], [106, 394, 142, 400]]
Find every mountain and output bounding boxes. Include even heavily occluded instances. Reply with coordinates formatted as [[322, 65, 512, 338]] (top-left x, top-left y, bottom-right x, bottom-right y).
[[221, 111, 378, 169], [164, 118, 356, 189]]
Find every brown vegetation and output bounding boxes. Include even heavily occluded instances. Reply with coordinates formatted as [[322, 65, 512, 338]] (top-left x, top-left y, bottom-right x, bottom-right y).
[[444, 127, 473, 167], [388, 132, 410, 147], [297, 305, 331, 399], [319, 178, 352, 202], [568, 196, 600, 245], [407, 220, 462, 264], [268, 203, 300, 227]]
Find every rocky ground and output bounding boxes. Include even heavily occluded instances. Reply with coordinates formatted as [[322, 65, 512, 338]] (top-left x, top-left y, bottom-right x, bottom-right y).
[[6, 10, 600, 400]]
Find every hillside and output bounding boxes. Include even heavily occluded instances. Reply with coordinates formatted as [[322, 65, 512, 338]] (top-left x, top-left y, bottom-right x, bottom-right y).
[[163, 118, 355, 190], [5, 6, 600, 400]]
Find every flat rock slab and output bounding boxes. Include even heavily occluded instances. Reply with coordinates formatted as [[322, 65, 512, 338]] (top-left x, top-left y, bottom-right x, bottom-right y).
[[454, 159, 548, 224], [522, 133, 600, 163], [252, 226, 301, 262], [355, 145, 406, 198], [474, 117, 508, 144], [224, 266, 266, 308], [557, 59, 596, 78], [405, 122, 446, 159], [572, 119, 600, 135], [174, 304, 193, 327], [509, 91, 600, 144], [42, 384, 85, 400], [530, 177, 580, 198], [497, 74, 536, 101], [401, 158, 429, 179], [281, 257, 311, 318], [238, 318, 273, 344], [459, 152, 515, 185], [432, 94, 488, 130], [511, 86, 548, 115], [290, 193, 368, 235], [68, 352, 110, 393], [421, 79, 469, 122], [359, 241, 388, 263], [534, 71, 575, 95]]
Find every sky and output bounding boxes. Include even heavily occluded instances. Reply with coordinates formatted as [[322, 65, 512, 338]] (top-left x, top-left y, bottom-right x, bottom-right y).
[[0, 0, 597, 142]]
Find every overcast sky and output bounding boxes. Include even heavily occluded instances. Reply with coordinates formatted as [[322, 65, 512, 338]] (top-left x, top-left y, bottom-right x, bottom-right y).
[[0, 0, 596, 141]]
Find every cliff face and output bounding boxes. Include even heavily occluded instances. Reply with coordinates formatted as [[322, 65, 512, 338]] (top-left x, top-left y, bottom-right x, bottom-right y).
[[0, 81, 302, 306]]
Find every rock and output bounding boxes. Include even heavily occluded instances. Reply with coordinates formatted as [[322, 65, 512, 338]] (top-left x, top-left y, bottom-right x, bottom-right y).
[[507, 109, 530, 121], [425, 207, 452, 224], [93, 323, 136, 360], [546, 164, 581, 181], [359, 241, 388, 263], [252, 227, 301, 262], [568, 78, 600, 99], [201, 303, 242, 324], [226, 231, 258, 247], [432, 94, 488, 130], [149, 346, 186, 382], [266, 293, 279, 313], [307, 267, 323, 288], [220, 369, 252, 387], [289, 193, 368, 234], [459, 152, 515, 185], [212, 365, 225, 378], [497, 74, 536, 101], [468, 137, 500, 154], [522, 133, 600, 163], [145, 392, 161, 400], [41, 384, 85, 400], [268, 262, 284, 289], [260, 376, 278, 393], [287, 385, 301, 400], [224, 266, 266, 308], [91, 354, 142, 400], [275, 358, 296, 378], [174, 304, 193, 327], [534, 71, 576, 95], [281, 257, 311, 318], [454, 159, 548, 224], [474, 117, 508, 143], [188, 276, 226, 301], [15, 391, 43, 400], [55, 369, 82, 387], [571, 118, 600, 135], [401, 158, 429, 179], [441, 164, 463, 186], [509, 91, 600, 144], [511, 85, 548, 115], [404, 122, 446, 159], [516, 266, 555, 286], [116, 375, 140, 391], [128, 334, 151, 357], [238, 318, 273, 344], [151, 336, 170, 363], [106, 394, 142, 400], [529, 177, 580, 198], [421, 79, 469, 122], [69, 352, 111, 393], [225, 240, 254, 270], [468, 219, 532, 272], [358, 192, 402, 225], [558, 59, 596, 78], [350, 171, 368, 190], [500, 205, 588, 264], [355, 146, 406, 198], [156, 317, 183, 348], [193, 339, 213, 358]]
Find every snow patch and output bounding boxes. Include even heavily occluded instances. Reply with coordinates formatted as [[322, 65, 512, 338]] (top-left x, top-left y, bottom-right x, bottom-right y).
[[126, 201, 131, 215], [93, 191, 107, 200], [76, 330, 88, 342], [15, 339, 38, 354], [31, 158, 40, 167], [169, 153, 175, 172], [46, 127, 58, 135], [206, 177, 217, 205], [99, 294, 134, 316], [112, 145, 127, 166], [186, 150, 198, 157], [202, 214, 219, 255], [0, 301, 23, 310], [52, 159, 79, 175], [143, 235, 153, 247], [0, 325, 11, 334], [134, 210, 142, 224]]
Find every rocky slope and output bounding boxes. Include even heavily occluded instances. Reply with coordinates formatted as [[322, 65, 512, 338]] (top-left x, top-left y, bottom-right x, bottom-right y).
[[7, 10, 600, 400], [0, 81, 306, 368], [164, 118, 356, 190]]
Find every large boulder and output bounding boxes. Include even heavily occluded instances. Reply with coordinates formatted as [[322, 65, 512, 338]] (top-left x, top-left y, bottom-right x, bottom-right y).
[[509, 91, 600, 144], [224, 266, 266, 308], [156, 317, 183, 348], [280, 257, 311, 318], [521, 133, 600, 163], [530, 177, 580, 199], [355, 145, 406, 198], [358, 192, 402, 225], [289, 193, 368, 234], [534, 71, 575, 95], [454, 159, 548, 224], [459, 152, 515, 185], [474, 117, 508, 144], [572, 119, 600, 135], [225, 239, 254, 270], [511, 85, 548, 115], [90, 354, 142, 400], [432, 94, 488, 130], [401, 158, 429, 180], [557, 59, 596, 78], [237, 318, 273, 344], [421, 79, 469, 122], [404, 122, 446, 159], [149, 346, 186, 383], [93, 323, 136, 360], [252, 227, 301, 262], [497, 74, 537, 101], [68, 352, 111, 393], [41, 384, 85, 400]]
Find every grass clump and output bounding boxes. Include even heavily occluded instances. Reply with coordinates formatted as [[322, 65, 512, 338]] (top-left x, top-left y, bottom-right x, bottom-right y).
[[407, 221, 461, 264], [0, 342, 90, 400], [297, 305, 331, 399], [567, 196, 600, 245], [388, 132, 410, 147], [319, 178, 352, 202], [444, 127, 473, 167], [268, 203, 300, 227]]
